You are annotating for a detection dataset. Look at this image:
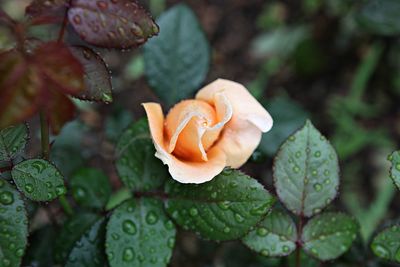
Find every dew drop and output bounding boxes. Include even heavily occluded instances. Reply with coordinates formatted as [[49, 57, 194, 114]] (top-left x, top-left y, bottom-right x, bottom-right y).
[[314, 151, 321, 157], [189, 207, 198, 217], [55, 185, 65, 196], [260, 249, 269, 256], [15, 248, 24, 257], [24, 184, 34, 193], [292, 166, 300, 173], [223, 226, 231, 233], [0, 191, 14, 205], [97, 1, 108, 9], [73, 15, 81, 25], [313, 183, 322, 192], [167, 236, 175, 248], [396, 163, 400, 171], [234, 213, 244, 223], [146, 211, 158, 225], [282, 245, 290, 253], [288, 136, 295, 141], [372, 242, 390, 259], [122, 247, 134, 262], [122, 220, 137, 235], [256, 227, 268, 237]]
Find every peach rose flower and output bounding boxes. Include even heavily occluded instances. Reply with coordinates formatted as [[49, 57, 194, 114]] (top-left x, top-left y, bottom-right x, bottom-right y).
[[143, 79, 273, 184]]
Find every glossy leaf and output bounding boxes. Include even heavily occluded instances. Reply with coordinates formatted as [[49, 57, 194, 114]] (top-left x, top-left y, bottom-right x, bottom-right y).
[[115, 119, 167, 191], [0, 123, 28, 161], [165, 169, 275, 241], [34, 42, 84, 95], [106, 198, 176, 267], [371, 224, 400, 262], [69, 46, 113, 103], [68, 0, 159, 49], [26, 0, 67, 25], [55, 213, 100, 263], [242, 209, 297, 257], [273, 120, 339, 217], [144, 4, 210, 106], [65, 218, 106, 267], [0, 50, 42, 129], [301, 212, 359, 261], [259, 96, 309, 156], [11, 159, 66, 201], [70, 167, 112, 210], [0, 180, 28, 267], [388, 151, 400, 190], [357, 0, 400, 36]]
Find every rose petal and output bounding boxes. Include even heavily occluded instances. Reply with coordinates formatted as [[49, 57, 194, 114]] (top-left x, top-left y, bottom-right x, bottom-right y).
[[196, 79, 273, 167], [143, 103, 227, 183]]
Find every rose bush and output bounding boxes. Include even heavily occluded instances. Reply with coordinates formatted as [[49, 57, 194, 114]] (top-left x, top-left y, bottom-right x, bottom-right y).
[[143, 79, 273, 183]]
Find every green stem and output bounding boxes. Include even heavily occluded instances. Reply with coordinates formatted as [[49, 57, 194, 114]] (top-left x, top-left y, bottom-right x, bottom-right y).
[[349, 42, 384, 103], [40, 111, 74, 216], [59, 195, 74, 216], [40, 111, 50, 159], [295, 216, 304, 267]]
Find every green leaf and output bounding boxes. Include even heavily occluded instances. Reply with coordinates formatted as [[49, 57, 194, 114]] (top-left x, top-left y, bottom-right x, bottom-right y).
[[165, 169, 275, 241], [106, 198, 176, 267], [259, 97, 309, 156], [55, 213, 100, 264], [273, 120, 339, 217], [0, 180, 28, 267], [371, 224, 400, 262], [388, 151, 400, 190], [65, 218, 106, 267], [301, 212, 359, 261], [0, 123, 28, 161], [69, 46, 113, 103], [242, 209, 297, 257], [115, 119, 167, 191], [70, 168, 112, 210], [357, 0, 400, 36], [23, 225, 57, 267], [143, 4, 210, 106], [11, 159, 66, 201]]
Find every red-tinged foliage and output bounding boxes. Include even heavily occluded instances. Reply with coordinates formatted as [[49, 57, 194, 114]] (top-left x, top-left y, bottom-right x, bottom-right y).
[[42, 81, 76, 134], [26, 0, 67, 25], [69, 46, 113, 103], [0, 42, 85, 133], [68, 0, 159, 49], [34, 42, 85, 95], [0, 51, 43, 129]]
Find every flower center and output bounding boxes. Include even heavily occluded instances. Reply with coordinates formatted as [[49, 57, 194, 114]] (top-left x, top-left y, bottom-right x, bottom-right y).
[[165, 100, 223, 161]]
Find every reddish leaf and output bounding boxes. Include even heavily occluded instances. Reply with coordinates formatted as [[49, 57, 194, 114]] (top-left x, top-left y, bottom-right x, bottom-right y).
[[42, 81, 76, 134], [34, 42, 85, 95], [69, 46, 113, 103], [0, 51, 43, 128], [68, 0, 159, 49], [26, 0, 67, 25]]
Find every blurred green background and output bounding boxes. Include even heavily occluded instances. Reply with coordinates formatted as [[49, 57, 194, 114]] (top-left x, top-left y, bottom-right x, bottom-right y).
[[1, 0, 400, 266]]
